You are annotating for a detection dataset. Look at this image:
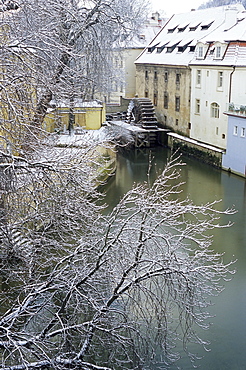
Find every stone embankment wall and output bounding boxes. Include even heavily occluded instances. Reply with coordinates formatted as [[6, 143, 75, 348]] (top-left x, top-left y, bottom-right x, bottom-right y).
[[167, 133, 224, 168]]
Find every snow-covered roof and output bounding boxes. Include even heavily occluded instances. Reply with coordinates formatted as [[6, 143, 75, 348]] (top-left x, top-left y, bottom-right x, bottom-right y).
[[135, 4, 245, 67], [201, 13, 246, 43], [189, 13, 246, 67], [123, 24, 162, 49], [117, 13, 166, 49], [55, 99, 103, 108]]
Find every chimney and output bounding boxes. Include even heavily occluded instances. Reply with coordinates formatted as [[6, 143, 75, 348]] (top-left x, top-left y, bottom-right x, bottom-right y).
[[224, 6, 238, 30]]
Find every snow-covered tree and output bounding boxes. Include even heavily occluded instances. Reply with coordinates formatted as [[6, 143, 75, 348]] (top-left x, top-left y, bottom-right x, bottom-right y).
[[0, 0, 149, 155], [0, 1, 235, 368], [0, 155, 235, 369]]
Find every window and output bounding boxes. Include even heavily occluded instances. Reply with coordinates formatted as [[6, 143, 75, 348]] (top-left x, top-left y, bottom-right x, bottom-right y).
[[178, 25, 188, 32], [164, 71, 168, 83], [154, 93, 158, 106], [157, 45, 165, 53], [168, 26, 177, 33], [145, 91, 148, 98], [241, 127, 245, 137], [164, 115, 167, 125], [198, 46, 203, 58], [216, 127, 219, 135], [154, 71, 158, 80], [189, 25, 199, 31], [215, 46, 221, 58], [176, 119, 179, 126], [145, 70, 148, 79], [112, 81, 118, 92], [201, 21, 213, 30], [233, 126, 238, 135], [164, 93, 168, 109], [195, 99, 200, 114], [176, 73, 181, 84], [218, 71, 223, 88], [175, 96, 180, 112], [196, 70, 201, 85], [211, 102, 220, 118], [147, 46, 155, 53], [167, 46, 175, 53]]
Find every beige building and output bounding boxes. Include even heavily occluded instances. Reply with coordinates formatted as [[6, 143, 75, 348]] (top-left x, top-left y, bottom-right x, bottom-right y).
[[107, 12, 164, 104], [135, 5, 245, 138]]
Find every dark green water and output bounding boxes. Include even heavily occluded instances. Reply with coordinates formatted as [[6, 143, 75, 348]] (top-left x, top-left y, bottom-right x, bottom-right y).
[[102, 147, 246, 369]]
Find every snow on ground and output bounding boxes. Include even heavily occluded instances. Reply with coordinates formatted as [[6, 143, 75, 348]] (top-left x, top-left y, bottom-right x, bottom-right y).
[[56, 126, 112, 147], [55, 122, 135, 148]]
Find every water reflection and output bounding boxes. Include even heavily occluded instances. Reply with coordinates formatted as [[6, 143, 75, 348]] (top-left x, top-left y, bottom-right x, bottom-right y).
[[102, 147, 246, 369]]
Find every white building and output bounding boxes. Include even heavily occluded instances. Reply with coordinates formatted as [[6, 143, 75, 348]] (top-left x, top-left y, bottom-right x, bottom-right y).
[[189, 5, 246, 150]]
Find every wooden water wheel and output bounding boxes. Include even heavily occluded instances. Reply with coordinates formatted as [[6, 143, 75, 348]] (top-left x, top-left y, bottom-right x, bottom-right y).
[[126, 98, 158, 129]]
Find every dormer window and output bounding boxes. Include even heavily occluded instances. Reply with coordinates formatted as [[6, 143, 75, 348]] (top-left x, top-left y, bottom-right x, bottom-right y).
[[189, 21, 201, 31], [213, 42, 227, 59], [178, 23, 188, 32], [167, 46, 175, 53], [147, 45, 156, 53], [156, 45, 165, 53], [168, 25, 178, 33], [201, 21, 214, 30], [166, 40, 181, 53], [196, 43, 209, 59], [177, 39, 192, 53]]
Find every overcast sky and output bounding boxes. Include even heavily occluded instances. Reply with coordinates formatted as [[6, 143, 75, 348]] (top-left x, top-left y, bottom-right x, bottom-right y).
[[150, 0, 205, 17]]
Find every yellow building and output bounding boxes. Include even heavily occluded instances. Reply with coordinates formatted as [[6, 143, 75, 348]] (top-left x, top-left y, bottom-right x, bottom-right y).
[[43, 99, 106, 133]]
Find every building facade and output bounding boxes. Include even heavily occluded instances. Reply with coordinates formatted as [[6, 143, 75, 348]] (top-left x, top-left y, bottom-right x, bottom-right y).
[[189, 10, 246, 150], [107, 12, 164, 105], [135, 4, 245, 141]]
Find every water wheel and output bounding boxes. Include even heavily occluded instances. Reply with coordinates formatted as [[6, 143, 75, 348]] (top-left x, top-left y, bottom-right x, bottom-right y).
[[126, 98, 158, 129]]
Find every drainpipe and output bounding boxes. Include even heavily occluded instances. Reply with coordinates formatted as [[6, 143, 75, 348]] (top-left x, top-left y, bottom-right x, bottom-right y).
[[229, 66, 235, 103]]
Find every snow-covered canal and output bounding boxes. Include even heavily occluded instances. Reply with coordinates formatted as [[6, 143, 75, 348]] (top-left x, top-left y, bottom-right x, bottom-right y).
[[102, 146, 246, 370]]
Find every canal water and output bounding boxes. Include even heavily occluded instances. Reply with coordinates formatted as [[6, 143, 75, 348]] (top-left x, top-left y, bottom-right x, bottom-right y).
[[102, 146, 246, 369]]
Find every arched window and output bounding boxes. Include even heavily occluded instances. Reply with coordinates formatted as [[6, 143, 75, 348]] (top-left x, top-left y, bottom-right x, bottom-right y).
[[211, 102, 220, 118]]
